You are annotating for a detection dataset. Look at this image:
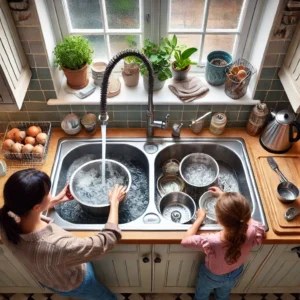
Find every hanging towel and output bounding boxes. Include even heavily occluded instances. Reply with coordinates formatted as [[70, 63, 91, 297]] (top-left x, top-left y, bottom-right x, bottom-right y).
[[168, 77, 209, 103]]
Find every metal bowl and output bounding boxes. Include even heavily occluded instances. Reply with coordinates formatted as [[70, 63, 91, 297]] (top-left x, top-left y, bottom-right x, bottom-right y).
[[179, 153, 219, 188], [199, 191, 218, 221], [70, 159, 131, 217], [159, 192, 196, 224], [157, 174, 185, 197]]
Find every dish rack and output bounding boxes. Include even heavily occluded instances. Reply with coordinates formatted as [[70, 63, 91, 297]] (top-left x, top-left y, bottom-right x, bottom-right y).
[[0, 121, 52, 166]]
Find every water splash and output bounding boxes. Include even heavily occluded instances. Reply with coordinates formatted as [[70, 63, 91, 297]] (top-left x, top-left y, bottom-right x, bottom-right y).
[[101, 125, 106, 185]]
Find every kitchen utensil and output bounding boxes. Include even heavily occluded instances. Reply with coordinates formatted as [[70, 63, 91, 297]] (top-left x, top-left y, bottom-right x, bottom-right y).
[[189, 111, 211, 134], [159, 192, 196, 224], [61, 113, 82, 135], [162, 159, 180, 175], [199, 191, 218, 221], [81, 113, 97, 135], [157, 174, 185, 197], [267, 156, 299, 203], [285, 207, 300, 221], [180, 153, 219, 188], [70, 159, 132, 217], [260, 109, 300, 153]]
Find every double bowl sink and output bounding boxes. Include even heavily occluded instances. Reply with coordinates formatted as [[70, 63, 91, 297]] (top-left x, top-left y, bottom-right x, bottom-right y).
[[47, 137, 267, 231]]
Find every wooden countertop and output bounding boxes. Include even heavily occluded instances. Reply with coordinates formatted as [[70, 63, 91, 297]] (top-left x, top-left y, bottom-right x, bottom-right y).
[[1, 128, 300, 244]]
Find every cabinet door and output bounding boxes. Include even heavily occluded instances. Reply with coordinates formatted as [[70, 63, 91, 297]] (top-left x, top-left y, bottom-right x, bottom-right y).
[[92, 244, 152, 293], [248, 244, 300, 293], [153, 244, 204, 293]]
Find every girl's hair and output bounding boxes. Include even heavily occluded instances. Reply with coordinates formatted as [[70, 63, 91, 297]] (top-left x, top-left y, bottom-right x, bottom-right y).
[[0, 169, 51, 245], [215, 192, 251, 265]]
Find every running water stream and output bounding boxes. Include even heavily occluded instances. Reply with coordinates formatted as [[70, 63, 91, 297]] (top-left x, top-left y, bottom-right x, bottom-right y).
[[101, 125, 106, 185]]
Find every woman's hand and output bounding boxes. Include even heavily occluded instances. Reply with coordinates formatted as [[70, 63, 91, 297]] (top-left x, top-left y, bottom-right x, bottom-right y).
[[208, 186, 224, 197], [49, 183, 74, 209], [108, 184, 127, 206]]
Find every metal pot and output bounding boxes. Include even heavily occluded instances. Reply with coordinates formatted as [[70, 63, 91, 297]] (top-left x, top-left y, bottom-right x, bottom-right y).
[[70, 159, 132, 217]]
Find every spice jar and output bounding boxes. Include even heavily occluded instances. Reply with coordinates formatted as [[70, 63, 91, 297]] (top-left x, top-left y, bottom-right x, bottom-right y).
[[209, 113, 227, 135], [246, 103, 268, 136]]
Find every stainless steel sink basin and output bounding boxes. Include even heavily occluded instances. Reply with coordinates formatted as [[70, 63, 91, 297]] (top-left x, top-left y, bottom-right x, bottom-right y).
[[47, 137, 267, 231]]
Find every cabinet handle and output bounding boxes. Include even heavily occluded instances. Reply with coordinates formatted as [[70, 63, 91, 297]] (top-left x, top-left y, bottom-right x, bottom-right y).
[[142, 257, 150, 263], [154, 257, 161, 263], [291, 246, 300, 258]]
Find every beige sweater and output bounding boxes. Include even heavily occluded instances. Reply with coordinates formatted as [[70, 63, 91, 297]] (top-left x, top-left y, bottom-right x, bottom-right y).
[[0, 222, 121, 292]]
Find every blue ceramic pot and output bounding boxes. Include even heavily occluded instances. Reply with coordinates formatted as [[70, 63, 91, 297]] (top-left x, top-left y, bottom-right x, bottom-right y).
[[205, 51, 232, 86]]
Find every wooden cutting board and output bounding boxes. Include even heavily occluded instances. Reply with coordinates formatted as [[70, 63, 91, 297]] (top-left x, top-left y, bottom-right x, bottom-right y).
[[258, 156, 300, 234]]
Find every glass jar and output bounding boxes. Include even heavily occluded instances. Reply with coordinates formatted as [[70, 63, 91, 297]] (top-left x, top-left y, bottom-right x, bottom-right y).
[[209, 113, 227, 135], [246, 103, 268, 136]]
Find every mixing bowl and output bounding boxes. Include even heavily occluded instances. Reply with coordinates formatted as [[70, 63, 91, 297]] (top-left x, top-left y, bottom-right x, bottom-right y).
[[199, 191, 219, 222]]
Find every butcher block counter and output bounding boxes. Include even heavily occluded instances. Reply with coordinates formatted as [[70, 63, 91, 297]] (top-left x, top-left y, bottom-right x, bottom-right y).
[[1, 128, 300, 244]]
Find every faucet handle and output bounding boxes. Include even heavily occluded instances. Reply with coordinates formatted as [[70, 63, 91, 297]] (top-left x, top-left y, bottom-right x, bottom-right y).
[[162, 114, 170, 129]]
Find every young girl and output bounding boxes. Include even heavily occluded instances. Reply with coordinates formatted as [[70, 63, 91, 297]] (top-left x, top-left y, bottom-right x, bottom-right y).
[[0, 168, 126, 300], [181, 187, 265, 300]]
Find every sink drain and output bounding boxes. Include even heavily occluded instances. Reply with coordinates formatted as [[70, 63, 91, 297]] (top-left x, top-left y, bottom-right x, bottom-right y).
[[144, 142, 158, 154]]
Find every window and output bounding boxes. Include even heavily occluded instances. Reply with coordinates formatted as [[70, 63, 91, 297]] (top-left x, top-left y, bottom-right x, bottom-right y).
[[54, 0, 257, 69]]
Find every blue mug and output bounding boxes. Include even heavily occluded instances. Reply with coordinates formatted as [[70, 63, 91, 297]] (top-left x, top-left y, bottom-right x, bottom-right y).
[[205, 51, 232, 86]]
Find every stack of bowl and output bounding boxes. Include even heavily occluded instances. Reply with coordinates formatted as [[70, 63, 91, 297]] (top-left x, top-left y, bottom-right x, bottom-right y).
[[91, 62, 107, 86]]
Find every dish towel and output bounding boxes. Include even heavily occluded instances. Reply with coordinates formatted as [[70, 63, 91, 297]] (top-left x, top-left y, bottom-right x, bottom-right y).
[[168, 77, 209, 103]]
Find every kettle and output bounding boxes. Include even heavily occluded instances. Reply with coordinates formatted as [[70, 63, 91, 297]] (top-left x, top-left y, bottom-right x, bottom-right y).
[[260, 109, 300, 153]]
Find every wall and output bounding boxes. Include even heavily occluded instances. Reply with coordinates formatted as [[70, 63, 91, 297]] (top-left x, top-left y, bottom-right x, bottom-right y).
[[0, 0, 298, 133]]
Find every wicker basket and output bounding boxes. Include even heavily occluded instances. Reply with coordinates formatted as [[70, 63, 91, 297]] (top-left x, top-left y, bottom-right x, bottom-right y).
[[1, 121, 51, 166]]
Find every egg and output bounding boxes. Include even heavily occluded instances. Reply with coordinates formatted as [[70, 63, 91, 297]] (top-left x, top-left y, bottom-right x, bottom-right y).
[[237, 70, 247, 81], [37, 126, 42, 134], [14, 131, 26, 143], [27, 126, 40, 137], [22, 144, 34, 153], [3, 139, 14, 151], [6, 128, 20, 140], [11, 142, 23, 153], [230, 66, 239, 75], [32, 144, 44, 158], [24, 136, 36, 146], [36, 133, 48, 145]]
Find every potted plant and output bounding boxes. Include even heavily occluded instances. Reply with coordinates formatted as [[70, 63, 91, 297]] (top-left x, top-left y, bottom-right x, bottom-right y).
[[141, 36, 176, 91], [122, 35, 141, 87], [54, 36, 93, 90], [172, 36, 198, 81]]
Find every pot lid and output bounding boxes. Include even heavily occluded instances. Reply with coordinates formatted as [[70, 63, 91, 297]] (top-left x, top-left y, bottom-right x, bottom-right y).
[[276, 110, 294, 125]]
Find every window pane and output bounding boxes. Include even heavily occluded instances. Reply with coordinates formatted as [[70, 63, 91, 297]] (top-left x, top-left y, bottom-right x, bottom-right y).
[[65, 0, 103, 30], [105, 0, 140, 29], [207, 0, 244, 29], [169, 34, 201, 62], [202, 35, 236, 61], [85, 35, 107, 61], [110, 35, 141, 57], [170, 0, 205, 29]]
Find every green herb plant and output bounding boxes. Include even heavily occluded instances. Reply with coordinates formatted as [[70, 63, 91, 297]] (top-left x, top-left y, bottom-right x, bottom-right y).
[[124, 35, 141, 65], [54, 36, 93, 70], [141, 35, 177, 81]]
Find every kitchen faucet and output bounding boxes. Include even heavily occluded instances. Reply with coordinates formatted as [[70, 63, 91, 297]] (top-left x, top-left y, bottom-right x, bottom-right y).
[[99, 49, 169, 136]]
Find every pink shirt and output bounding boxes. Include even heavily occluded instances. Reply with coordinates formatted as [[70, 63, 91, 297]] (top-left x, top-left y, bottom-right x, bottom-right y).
[[181, 219, 265, 275]]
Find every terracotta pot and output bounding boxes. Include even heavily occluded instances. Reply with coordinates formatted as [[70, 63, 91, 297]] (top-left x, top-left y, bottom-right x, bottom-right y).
[[63, 64, 88, 90], [172, 62, 191, 81], [122, 67, 140, 87]]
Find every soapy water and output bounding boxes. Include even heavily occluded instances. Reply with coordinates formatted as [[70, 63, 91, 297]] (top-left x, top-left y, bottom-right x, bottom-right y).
[[101, 125, 106, 185], [183, 163, 217, 186], [161, 181, 181, 195], [55, 154, 148, 224]]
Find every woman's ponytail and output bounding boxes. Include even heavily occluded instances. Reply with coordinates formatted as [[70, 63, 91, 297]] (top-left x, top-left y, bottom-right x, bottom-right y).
[[0, 205, 21, 244]]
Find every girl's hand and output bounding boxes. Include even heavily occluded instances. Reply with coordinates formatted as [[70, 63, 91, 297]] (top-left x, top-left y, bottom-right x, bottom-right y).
[[208, 186, 224, 197], [108, 184, 127, 205], [49, 183, 74, 209], [197, 209, 206, 221]]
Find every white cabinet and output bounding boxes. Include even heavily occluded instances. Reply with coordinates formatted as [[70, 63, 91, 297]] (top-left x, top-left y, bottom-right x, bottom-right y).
[[0, 245, 42, 293], [247, 244, 300, 293], [92, 244, 152, 293]]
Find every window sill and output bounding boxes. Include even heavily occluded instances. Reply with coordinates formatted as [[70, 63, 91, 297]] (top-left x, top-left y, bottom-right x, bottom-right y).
[[47, 75, 260, 106]]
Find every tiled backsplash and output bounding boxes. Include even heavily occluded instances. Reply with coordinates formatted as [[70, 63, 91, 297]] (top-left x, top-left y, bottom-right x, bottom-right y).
[[0, 0, 297, 133]]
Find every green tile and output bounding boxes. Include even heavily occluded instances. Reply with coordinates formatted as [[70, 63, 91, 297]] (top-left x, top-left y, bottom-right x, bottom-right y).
[[254, 91, 267, 101], [212, 105, 227, 112], [28, 91, 45, 101], [141, 105, 148, 111], [34, 54, 48, 67], [127, 105, 141, 111], [31, 68, 37, 79], [40, 80, 54, 90], [170, 105, 184, 111], [25, 102, 57, 111], [128, 111, 141, 121], [182, 111, 197, 120], [273, 68, 280, 79], [281, 92, 289, 102], [142, 112, 147, 122], [24, 92, 30, 102], [276, 102, 290, 111], [154, 111, 170, 120], [168, 111, 182, 120], [238, 111, 251, 121], [260, 68, 276, 79], [0, 112, 9, 122], [28, 79, 41, 90], [106, 105, 114, 112], [226, 121, 247, 128], [57, 105, 71, 112], [155, 105, 169, 111], [183, 105, 198, 111], [29, 112, 60, 121], [271, 80, 284, 90], [21, 41, 30, 53], [84, 105, 98, 113], [109, 121, 127, 128], [71, 105, 85, 112], [128, 121, 142, 128], [37, 68, 52, 79], [27, 54, 35, 67], [256, 80, 272, 91], [240, 105, 254, 112], [225, 112, 238, 121], [29, 41, 44, 54], [51, 121, 61, 128], [265, 91, 283, 102], [265, 102, 278, 110], [44, 91, 57, 101], [226, 105, 241, 112], [198, 105, 212, 111], [113, 105, 128, 111], [114, 111, 128, 120], [141, 121, 146, 128], [8, 112, 29, 121]]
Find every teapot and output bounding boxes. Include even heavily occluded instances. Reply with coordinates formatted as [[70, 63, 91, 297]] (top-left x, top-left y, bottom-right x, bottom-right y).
[[260, 109, 300, 153]]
